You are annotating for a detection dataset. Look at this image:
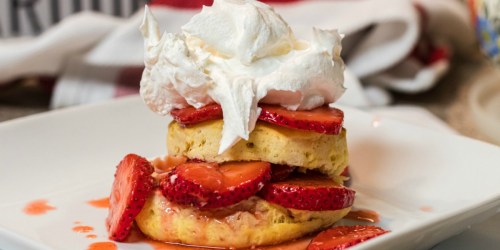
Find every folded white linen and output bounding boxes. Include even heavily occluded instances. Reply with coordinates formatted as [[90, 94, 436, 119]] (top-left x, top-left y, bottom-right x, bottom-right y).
[[0, 0, 476, 108]]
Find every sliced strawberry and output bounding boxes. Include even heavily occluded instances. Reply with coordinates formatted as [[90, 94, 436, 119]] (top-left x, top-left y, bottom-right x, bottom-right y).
[[307, 225, 389, 250], [259, 174, 355, 211], [151, 155, 188, 173], [161, 161, 271, 209], [270, 164, 296, 181], [259, 105, 343, 134], [107, 154, 154, 241], [170, 103, 223, 126]]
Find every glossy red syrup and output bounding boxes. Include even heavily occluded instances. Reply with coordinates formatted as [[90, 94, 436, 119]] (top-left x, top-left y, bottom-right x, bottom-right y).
[[87, 197, 110, 208], [87, 242, 117, 250], [124, 226, 311, 250], [23, 199, 56, 215], [143, 238, 312, 250], [86, 234, 98, 239], [73, 225, 94, 233], [260, 237, 311, 250], [345, 209, 380, 223], [420, 205, 433, 212]]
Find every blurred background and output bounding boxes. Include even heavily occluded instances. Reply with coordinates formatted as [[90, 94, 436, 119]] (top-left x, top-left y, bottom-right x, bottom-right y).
[[0, 0, 499, 146]]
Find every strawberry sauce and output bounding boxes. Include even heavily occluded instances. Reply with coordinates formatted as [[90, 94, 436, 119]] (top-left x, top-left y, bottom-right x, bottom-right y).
[[125, 226, 311, 250], [87, 242, 117, 250], [420, 205, 433, 212], [345, 209, 380, 223], [87, 197, 110, 208], [145, 238, 312, 250], [23, 199, 56, 215], [262, 237, 311, 250], [143, 238, 312, 250], [144, 239, 208, 250], [72, 221, 97, 239], [73, 225, 94, 233]]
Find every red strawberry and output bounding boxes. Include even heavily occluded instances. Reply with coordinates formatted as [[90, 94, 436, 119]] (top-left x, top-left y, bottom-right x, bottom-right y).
[[161, 161, 271, 209], [259, 105, 343, 134], [151, 155, 188, 173], [259, 174, 355, 211], [270, 164, 296, 181], [170, 103, 223, 126], [107, 154, 154, 241], [307, 225, 389, 250]]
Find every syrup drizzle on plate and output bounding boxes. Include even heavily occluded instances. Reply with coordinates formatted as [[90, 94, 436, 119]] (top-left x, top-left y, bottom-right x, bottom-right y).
[[23, 199, 56, 215], [87, 242, 117, 250], [345, 209, 380, 223], [73, 225, 94, 233], [87, 197, 110, 208], [420, 205, 434, 212]]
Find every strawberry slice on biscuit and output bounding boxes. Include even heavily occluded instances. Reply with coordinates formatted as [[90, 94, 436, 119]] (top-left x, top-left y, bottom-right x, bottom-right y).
[[106, 154, 154, 241], [259, 173, 355, 211], [259, 105, 344, 134], [161, 161, 271, 209], [170, 103, 223, 126]]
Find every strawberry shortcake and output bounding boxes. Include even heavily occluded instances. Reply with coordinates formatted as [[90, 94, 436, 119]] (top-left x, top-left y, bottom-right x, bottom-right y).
[[105, 0, 387, 249]]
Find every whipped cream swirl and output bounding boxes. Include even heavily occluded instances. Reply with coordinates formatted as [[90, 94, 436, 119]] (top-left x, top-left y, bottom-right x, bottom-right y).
[[140, 0, 345, 153]]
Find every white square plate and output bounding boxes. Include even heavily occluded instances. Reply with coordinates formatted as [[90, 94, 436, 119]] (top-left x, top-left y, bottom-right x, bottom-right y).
[[1, 96, 500, 250]]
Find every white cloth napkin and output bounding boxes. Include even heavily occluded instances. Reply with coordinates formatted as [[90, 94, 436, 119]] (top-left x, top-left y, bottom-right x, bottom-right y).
[[0, 0, 476, 109]]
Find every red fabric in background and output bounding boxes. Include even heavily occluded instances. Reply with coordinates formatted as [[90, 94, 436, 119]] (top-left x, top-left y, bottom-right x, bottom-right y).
[[149, 0, 301, 8]]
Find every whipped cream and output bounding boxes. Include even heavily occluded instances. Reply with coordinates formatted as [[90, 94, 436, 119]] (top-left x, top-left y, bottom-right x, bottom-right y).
[[140, 0, 345, 153]]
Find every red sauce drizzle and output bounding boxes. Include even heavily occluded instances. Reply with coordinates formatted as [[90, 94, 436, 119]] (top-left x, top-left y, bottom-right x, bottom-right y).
[[140, 234, 312, 250], [345, 209, 380, 223], [124, 229, 205, 250], [72, 222, 96, 239], [73, 225, 94, 233], [87, 242, 117, 250], [260, 237, 311, 250], [420, 205, 433, 212], [127, 228, 385, 250], [23, 199, 56, 215], [123, 226, 310, 250], [145, 239, 207, 250], [87, 197, 110, 208]]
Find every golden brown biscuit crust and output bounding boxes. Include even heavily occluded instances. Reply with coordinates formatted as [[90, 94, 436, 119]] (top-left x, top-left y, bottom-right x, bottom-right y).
[[167, 120, 348, 182], [136, 190, 351, 248]]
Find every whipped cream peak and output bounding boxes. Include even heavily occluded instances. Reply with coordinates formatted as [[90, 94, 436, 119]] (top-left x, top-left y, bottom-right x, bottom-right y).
[[141, 6, 160, 49], [182, 0, 295, 65], [140, 6, 213, 115], [140, 0, 345, 153]]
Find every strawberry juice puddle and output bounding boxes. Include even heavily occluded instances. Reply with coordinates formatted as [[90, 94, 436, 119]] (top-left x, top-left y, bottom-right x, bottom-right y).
[[88, 197, 110, 209], [345, 209, 380, 223], [88, 241, 118, 250], [23, 199, 56, 215]]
